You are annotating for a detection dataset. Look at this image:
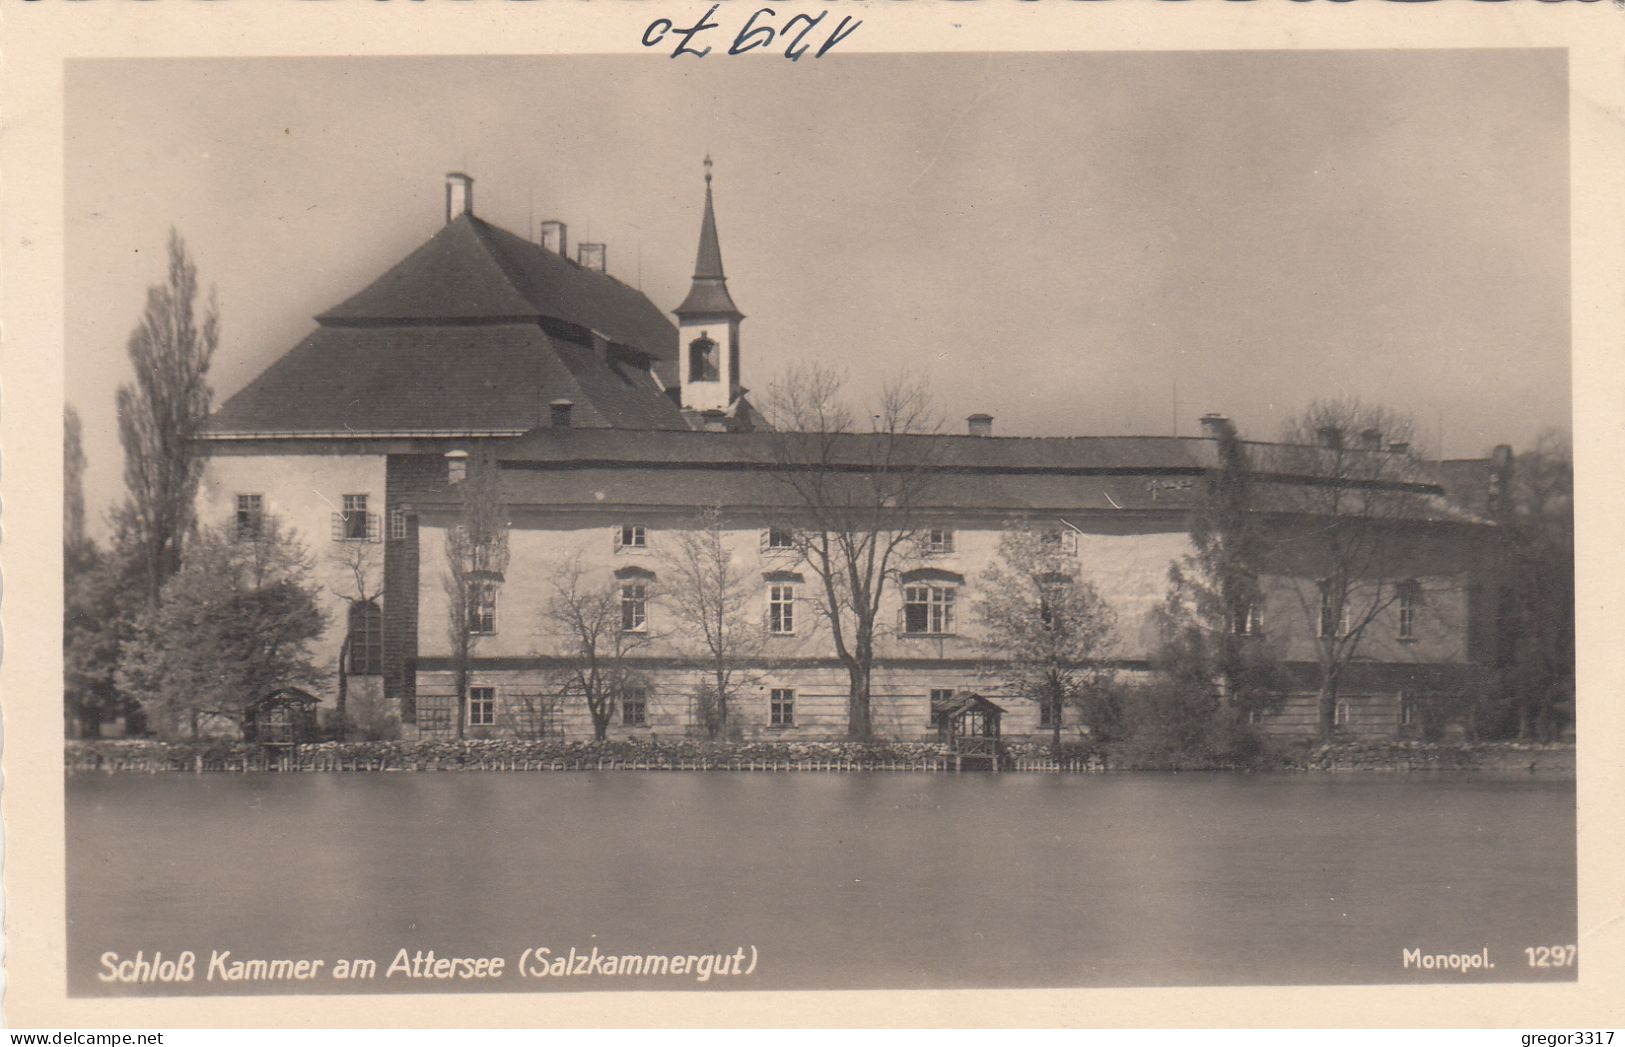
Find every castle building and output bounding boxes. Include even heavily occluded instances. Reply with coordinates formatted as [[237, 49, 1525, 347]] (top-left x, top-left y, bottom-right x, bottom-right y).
[[197, 168, 1509, 742]]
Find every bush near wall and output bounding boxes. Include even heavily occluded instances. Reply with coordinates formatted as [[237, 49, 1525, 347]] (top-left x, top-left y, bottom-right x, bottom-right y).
[[63, 736, 1572, 775]]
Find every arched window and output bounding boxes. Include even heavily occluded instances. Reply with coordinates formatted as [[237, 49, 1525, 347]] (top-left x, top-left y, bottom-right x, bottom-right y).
[[348, 600, 383, 675], [689, 334, 719, 382]]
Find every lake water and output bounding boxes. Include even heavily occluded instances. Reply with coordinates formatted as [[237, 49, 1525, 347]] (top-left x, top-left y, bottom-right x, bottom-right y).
[[66, 771, 1577, 996]]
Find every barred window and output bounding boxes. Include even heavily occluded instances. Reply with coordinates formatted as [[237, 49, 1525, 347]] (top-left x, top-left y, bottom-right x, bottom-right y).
[[347, 600, 383, 675], [768, 583, 796, 635], [770, 688, 795, 727], [468, 686, 496, 728]]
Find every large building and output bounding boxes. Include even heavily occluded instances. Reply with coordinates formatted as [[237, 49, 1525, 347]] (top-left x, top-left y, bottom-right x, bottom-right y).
[[197, 168, 1510, 743]]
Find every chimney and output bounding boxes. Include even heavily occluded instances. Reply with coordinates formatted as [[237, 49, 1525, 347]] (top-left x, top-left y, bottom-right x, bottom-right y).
[[700, 409, 728, 433], [966, 413, 994, 437], [1359, 427, 1383, 450], [1316, 426, 1343, 451], [444, 449, 469, 484], [445, 172, 473, 224], [578, 243, 607, 273], [549, 399, 575, 429], [1198, 413, 1232, 440], [540, 220, 568, 257], [1387, 440, 1411, 455]]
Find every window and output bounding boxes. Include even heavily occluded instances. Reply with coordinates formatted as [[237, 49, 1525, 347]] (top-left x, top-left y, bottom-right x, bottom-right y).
[[389, 507, 407, 541], [621, 687, 648, 726], [615, 524, 647, 551], [764, 527, 795, 551], [770, 688, 795, 727], [924, 528, 955, 554], [1318, 584, 1349, 638], [1040, 698, 1061, 729], [1233, 600, 1263, 637], [1334, 700, 1350, 727], [468, 579, 498, 635], [768, 583, 796, 635], [929, 688, 955, 729], [621, 580, 648, 633], [235, 494, 264, 541], [1400, 695, 1417, 727], [342, 494, 370, 541], [468, 687, 496, 728], [904, 584, 956, 635], [347, 601, 383, 675], [1398, 583, 1420, 640], [1039, 528, 1079, 555], [688, 334, 719, 382]]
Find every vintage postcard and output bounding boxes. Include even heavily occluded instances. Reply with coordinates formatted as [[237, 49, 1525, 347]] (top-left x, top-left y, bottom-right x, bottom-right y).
[[4, 0, 1622, 1030]]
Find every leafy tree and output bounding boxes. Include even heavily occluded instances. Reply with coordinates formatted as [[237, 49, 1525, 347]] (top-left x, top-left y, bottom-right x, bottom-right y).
[[442, 447, 509, 739], [762, 365, 942, 739], [658, 507, 762, 739], [117, 514, 325, 738], [1156, 417, 1284, 731], [114, 229, 218, 608], [1263, 399, 1439, 742], [1493, 429, 1574, 740], [540, 556, 653, 741], [973, 523, 1117, 748]]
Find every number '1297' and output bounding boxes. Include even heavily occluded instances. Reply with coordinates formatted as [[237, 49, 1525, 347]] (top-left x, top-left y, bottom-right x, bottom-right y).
[[1524, 945, 1577, 967]]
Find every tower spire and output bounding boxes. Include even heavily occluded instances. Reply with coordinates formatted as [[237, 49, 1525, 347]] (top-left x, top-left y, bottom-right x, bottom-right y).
[[677, 156, 741, 317]]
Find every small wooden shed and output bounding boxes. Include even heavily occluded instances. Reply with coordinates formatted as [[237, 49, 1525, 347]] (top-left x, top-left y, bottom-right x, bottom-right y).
[[242, 688, 321, 745], [932, 692, 1006, 770]]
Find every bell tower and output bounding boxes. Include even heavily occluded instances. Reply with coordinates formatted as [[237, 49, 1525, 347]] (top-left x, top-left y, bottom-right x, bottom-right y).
[[675, 156, 744, 416]]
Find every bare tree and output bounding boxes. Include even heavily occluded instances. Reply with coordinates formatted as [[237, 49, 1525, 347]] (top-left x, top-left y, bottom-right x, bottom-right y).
[[114, 229, 218, 608], [540, 556, 654, 741], [1264, 399, 1443, 741], [443, 447, 509, 739], [973, 523, 1118, 748], [327, 539, 385, 736], [761, 365, 943, 739], [658, 507, 762, 739]]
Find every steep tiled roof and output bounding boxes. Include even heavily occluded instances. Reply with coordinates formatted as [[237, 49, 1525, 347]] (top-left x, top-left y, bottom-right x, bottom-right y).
[[204, 211, 694, 436], [202, 324, 688, 435], [317, 215, 678, 362]]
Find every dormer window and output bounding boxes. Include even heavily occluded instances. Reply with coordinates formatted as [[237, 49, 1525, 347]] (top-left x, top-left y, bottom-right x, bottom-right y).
[[689, 334, 719, 382]]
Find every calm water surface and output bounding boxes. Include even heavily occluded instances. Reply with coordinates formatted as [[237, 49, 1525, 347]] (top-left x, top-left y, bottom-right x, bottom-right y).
[[66, 772, 1577, 995]]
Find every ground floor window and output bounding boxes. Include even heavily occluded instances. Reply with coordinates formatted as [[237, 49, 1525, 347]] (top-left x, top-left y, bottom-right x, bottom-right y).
[[1039, 696, 1061, 728], [347, 600, 383, 675], [622, 688, 648, 726], [1334, 700, 1350, 727], [468, 686, 496, 728], [770, 688, 795, 727], [928, 688, 955, 729]]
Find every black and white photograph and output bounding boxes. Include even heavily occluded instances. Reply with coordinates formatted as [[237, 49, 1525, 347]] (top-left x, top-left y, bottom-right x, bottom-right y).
[[8, 4, 1623, 1030]]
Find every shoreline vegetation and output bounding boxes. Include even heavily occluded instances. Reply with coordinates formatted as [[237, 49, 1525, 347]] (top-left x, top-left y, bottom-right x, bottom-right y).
[[65, 737, 1575, 778]]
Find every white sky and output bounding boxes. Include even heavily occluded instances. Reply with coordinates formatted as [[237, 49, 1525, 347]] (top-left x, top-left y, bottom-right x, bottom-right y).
[[66, 50, 1570, 530]]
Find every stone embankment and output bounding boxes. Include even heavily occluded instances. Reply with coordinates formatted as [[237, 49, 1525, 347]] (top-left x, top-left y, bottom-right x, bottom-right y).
[[65, 737, 1573, 777]]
